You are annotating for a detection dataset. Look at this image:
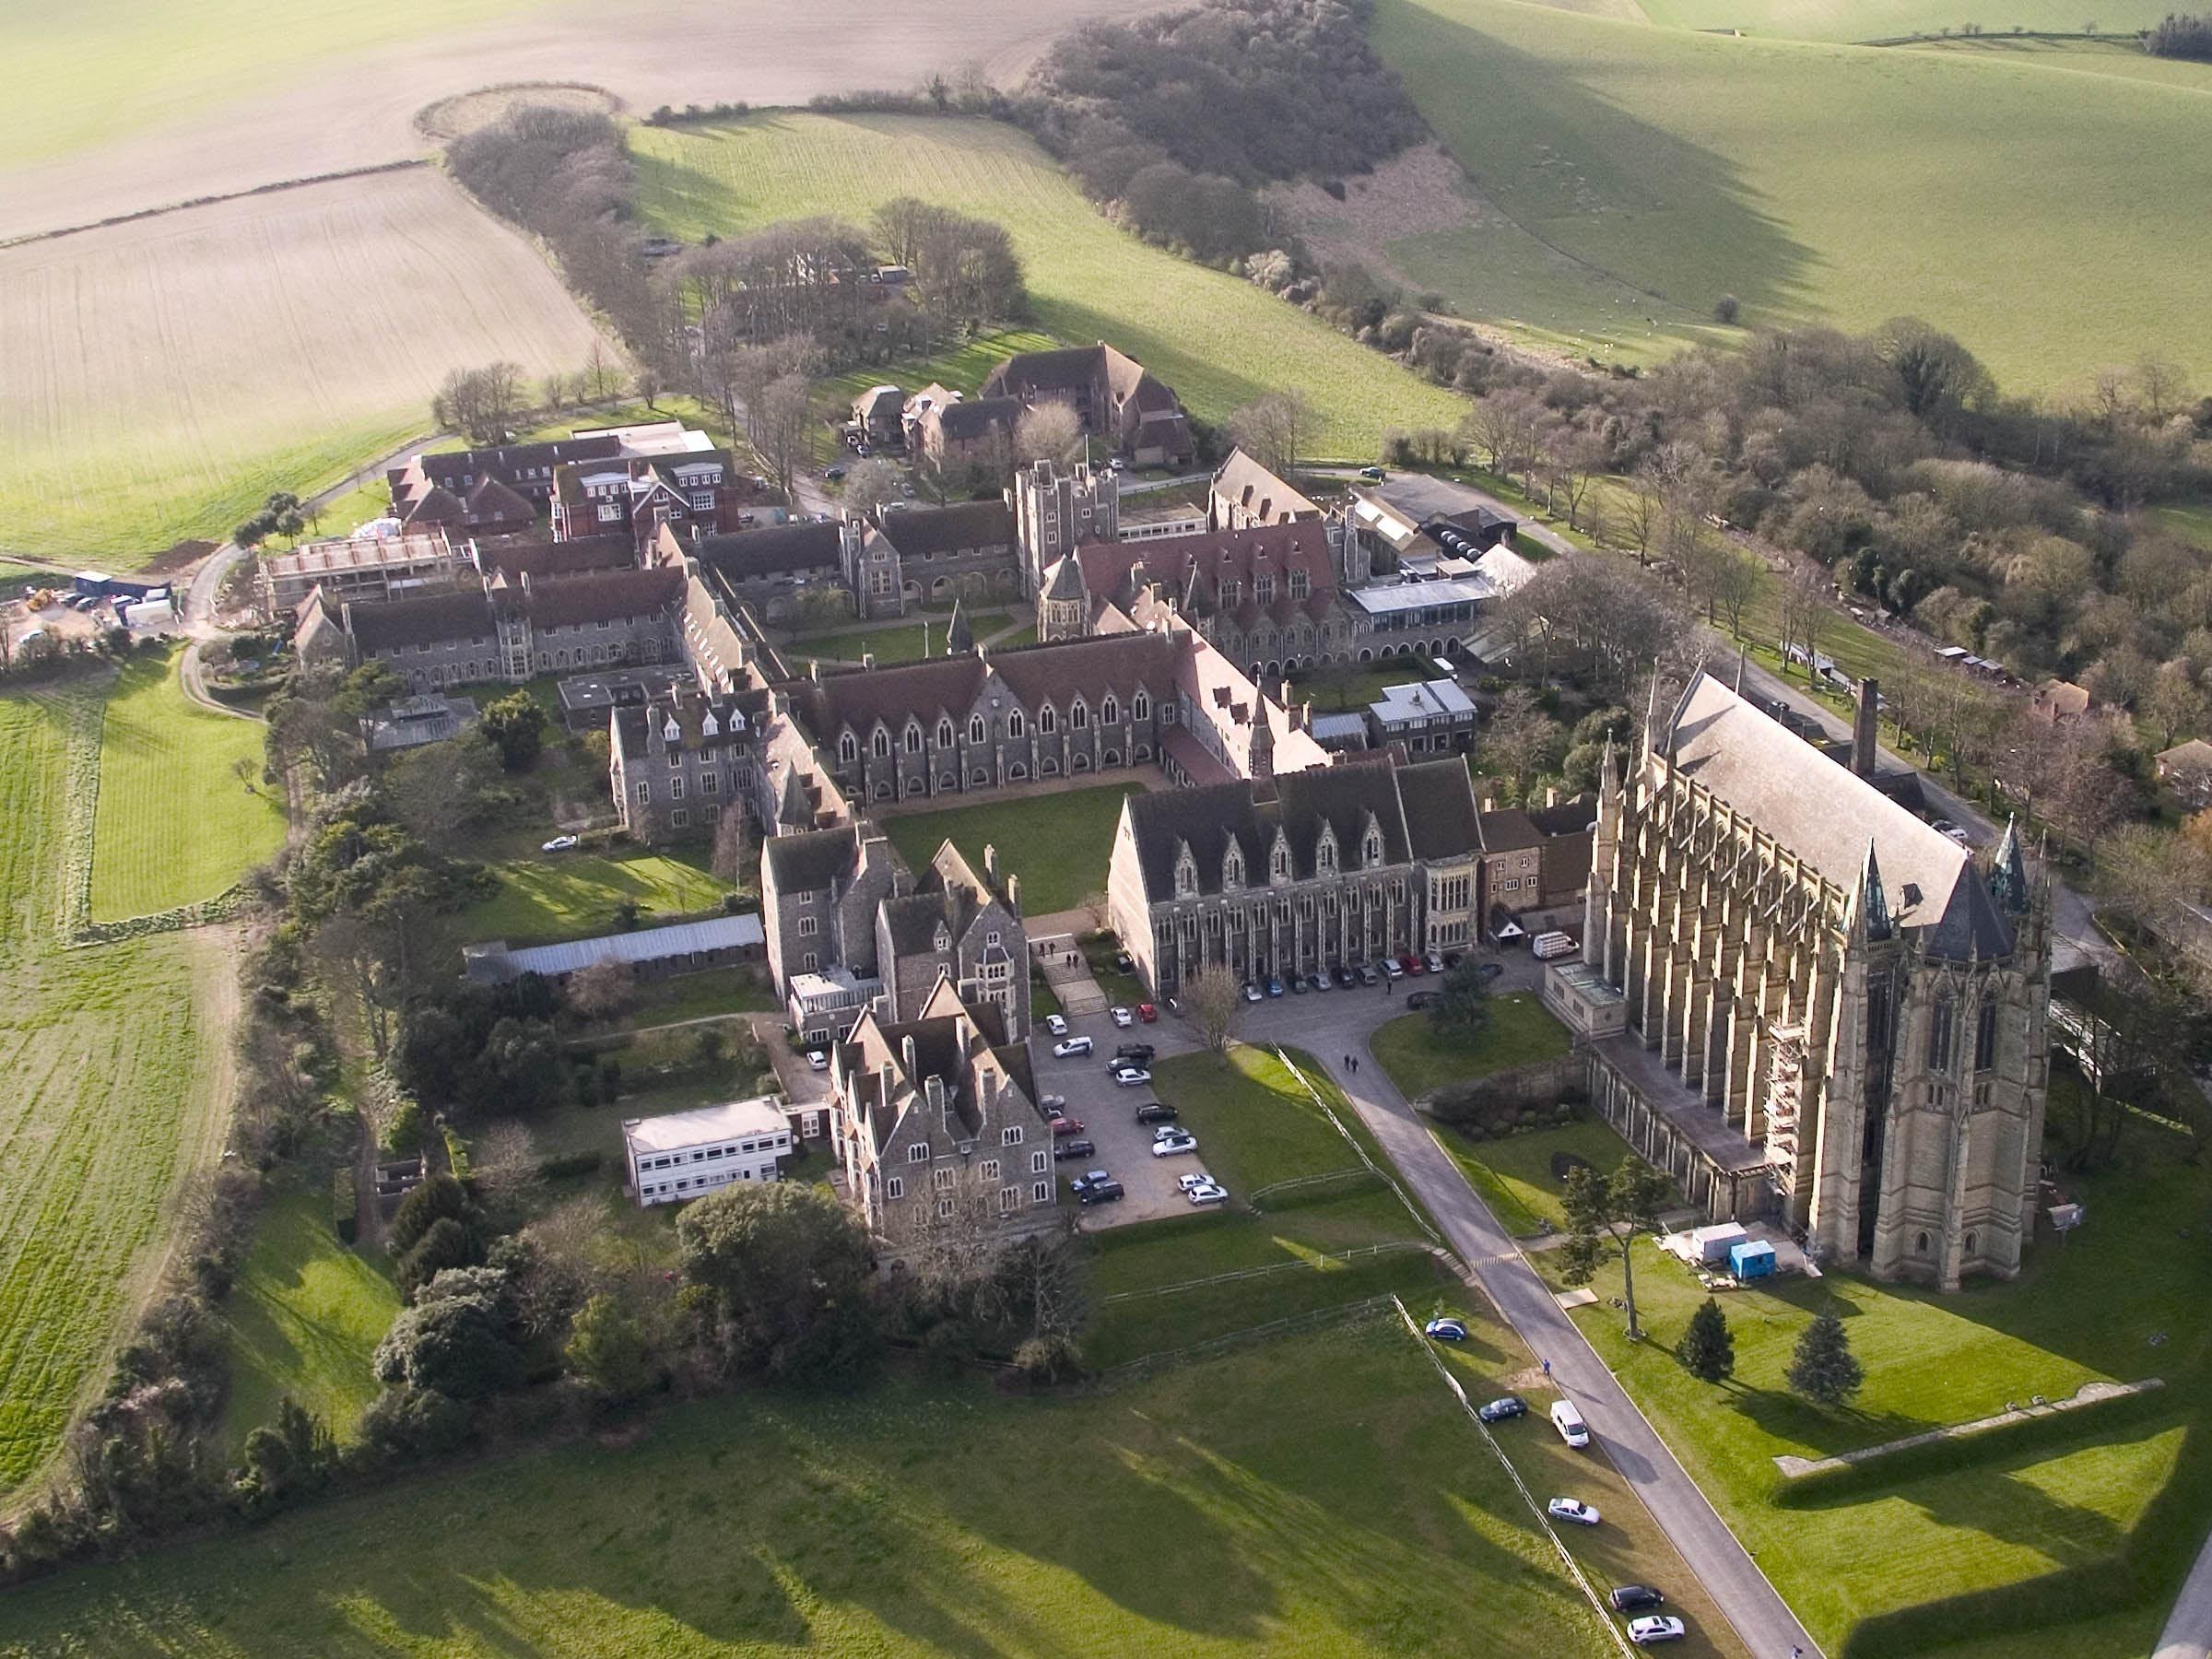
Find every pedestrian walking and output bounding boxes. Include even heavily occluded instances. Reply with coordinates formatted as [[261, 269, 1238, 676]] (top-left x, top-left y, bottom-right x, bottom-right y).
[[1541, 1358, 1551, 1379]]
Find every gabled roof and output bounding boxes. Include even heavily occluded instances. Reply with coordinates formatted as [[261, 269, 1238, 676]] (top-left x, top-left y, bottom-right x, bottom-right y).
[[1396, 760, 1482, 861], [475, 532, 635, 583], [347, 589, 496, 653], [691, 520, 845, 583], [791, 630, 1184, 741], [929, 396, 1021, 442], [764, 823, 861, 893], [874, 500, 1016, 559], [519, 566, 683, 628], [1076, 521, 1337, 628], [1210, 448, 1319, 524]]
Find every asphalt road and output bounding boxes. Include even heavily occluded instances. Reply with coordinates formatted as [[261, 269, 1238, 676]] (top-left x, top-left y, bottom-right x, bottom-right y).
[[2158, 1533, 2212, 1659], [1231, 984, 1823, 1659]]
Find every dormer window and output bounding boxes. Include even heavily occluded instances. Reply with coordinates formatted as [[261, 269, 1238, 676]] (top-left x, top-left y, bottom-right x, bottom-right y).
[[701, 713, 720, 737], [1317, 832, 1337, 875], [663, 721, 681, 744], [1174, 850, 1197, 898], [934, 925, 951, 952], [1364, 831, 1383, 868], [1289, 570, 1309, 600], [1223, 847, 1243, 890], [1271, 833, 1291, 882]]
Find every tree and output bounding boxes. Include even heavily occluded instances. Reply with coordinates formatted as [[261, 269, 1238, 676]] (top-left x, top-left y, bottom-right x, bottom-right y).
[[1015, 400, 1085, 466], [838, 457, 905, 521], [1183, 964, 1246, 1056], [1557, 1158, 1675, 1338], [567, 960, 636, 1023], [754, 371, 817, 501], [1227, 390, 1315, 478], [566, 1291, 657, 1401], [389, 1174, 474, 1257], [1712, 546, 1760, 639], [373, 1278, 520, 1399], [676, 1182, 878, 1382], [1787, 1308, 1864, 1406], [711, 803, 756, 888], [431, 362, 525, 444], [477, 691, 547, 773], [471, 1120, 545, 1214], [1429, 956, 1494, 1041], [1675, 1297, 1735, 1382], [1478, 688, 1565, 806], [583, 341, 619, 403], [396, 1216, 483, 1298]]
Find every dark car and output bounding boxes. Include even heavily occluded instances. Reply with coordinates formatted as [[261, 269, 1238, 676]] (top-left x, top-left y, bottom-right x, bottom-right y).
[[1113, 1043, 1156, 1065], [1405, 991, 1436, 1011], [1476, 961, 1505, 982], [1077, 1179, 1124, 1206], [1477, 1395, 1529, 1423], [1609, 1586, 1666, 1614], [1050, 1117, 1088, 1136], [1334, 965, 1358, 989], [1135, 1102, 1179, 1125], [1112, 949, 1135, 973], [1053, 1138, 1097, 1160]]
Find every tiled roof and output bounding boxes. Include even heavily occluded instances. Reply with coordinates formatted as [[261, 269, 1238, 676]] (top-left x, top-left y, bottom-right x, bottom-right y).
[[691, 521, 844, 582], [475, 533, 634, 582], [348, 590, 496, 653], [764, 824, 861, 893], [520, 566, 682, 628], [791, 631, 1184, 741], [931, 396, 1021, 441], [875, 500, 1016, 559], [1210, 448, 1319, 523], [1077, 521, 1337, 627]]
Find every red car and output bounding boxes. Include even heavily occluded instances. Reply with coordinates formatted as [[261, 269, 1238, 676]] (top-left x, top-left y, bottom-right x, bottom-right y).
[[1137, 1003, 1158, 1022], [1050, 1116, 1087, 1136], [1399, 953, 1426, 976]]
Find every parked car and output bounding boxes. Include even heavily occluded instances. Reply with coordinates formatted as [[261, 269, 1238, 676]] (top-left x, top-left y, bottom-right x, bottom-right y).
[[1547, 1498, 1601, 1527], [1550, 1398, 1591, 1448], [1050, 1116, 1088, 1136], [1108, 456, 1127, 473], [1442, 951, 1464, 969], [1068, 1169, 1112, 1194], [1265, 977, 1285, 997], [1609, 1586, 1665, 1614], [806, 1051, 830, 1073], [1398, 953, 1425, 976], [1112, 950, 1135, 973], [1477, 1395, 1528, 1423], [1306, 972, 1329, 994], [1288, 974, 1308, 994], [1137, 1003, 1159, 1022], [1077, 1179, 1124, 1206], [1476, 961, 1505, 982], [1242, 981, 1264, 1003], [1053, 1036, 1093, 1058], [1111, 1006, 1135, 1028], [1424, 950, 1445, 974], [1176, 1170, 1217, 1192], [1135, 1102, 1178, 1124], [1627, 1618, 1685, 1647], [1112, 1066, 1152, 1087], [540, 834, 580, 853], [1039, 1092, 1067, 1113], [1423, 1317, 1469, 1344], [1052, 1138, 1096, 1161], [1358, 963, 1381, 986], [1381, 958, 1405, 981], [1185, 1182, 1229, 1206], [1115, 1043, 1156, 1064], [1335, 965, 1358, 989], [825, 465, 847, 482], [1359, 465, 1386, 481], [1044, 1014, 1069, 1038], [1150, 1131, 1199, 1158]]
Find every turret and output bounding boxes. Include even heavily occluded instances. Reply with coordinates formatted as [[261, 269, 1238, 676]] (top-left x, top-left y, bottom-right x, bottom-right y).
[[1987, 815, 2030, 915], [1853, 838, 1893, 944]]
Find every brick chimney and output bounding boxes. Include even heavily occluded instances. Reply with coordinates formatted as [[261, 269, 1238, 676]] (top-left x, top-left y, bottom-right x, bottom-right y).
[[1853, 677, 1879, 779], [983, 843, 997, 883], [900, 1034, 918, 1078], [1006, 873, 1021, 917]]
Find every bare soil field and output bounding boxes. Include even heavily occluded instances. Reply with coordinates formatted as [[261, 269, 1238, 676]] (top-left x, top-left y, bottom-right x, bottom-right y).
[[0, 168, 610, 559], [0, 0, 1164, 241]]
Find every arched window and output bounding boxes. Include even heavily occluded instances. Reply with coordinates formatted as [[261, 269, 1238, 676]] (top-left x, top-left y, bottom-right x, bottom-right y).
[[872, 729, 890, 759], [838, 733, 857, 764], [1964, 1231, 1977, 1254], [970, 715, 986, 744], [1916, 1230, 1931, 1253], [937, 719, 955, 748], [1101, 695, 1119, 724], [1008, 710, 1025, 738], [1040, 705, 1057, 735], [905, 723, 923, 754], [1134, 690, 1149, 722], [1071, 700, 1088, 729], [971, 769, 989, 785]]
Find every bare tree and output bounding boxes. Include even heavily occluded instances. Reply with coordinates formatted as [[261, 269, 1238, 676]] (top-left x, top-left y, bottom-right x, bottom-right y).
[[1183, 964, 1246, 1056], [583, 341, 619, 404], [1617, 478, 1662, 568], [1227, 390, 1315, 478], [1015, 400, 1085, 466], [568, 960, 637, 1024], [710, 806, 756, 888], [474, 1121, 545, 1214], [1712, 547, 1759, 639], [754, 372, 817, 501], [430, 361, 526, 444], [838, 457, 905, 521], [632, 361, 665, 411]]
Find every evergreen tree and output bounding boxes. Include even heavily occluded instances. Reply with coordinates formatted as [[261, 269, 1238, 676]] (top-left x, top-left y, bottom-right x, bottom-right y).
[[1787, 1309, 1865, 1406], [1558, 1157, 1675, 1337], [1675, 1297, 1735, 1382]]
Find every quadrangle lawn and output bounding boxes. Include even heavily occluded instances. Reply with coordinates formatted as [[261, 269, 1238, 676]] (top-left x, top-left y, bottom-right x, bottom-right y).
[[456, 848, 731, 948], [89, 647, 287, 921], [880, 781, 1145, 917], [1368, 994, 1571, 1100], [0, 1322, 1614, 1659]]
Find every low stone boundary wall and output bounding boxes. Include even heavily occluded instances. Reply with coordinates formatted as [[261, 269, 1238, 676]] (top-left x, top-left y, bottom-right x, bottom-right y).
[[1774, 1377, 2165, 1481]]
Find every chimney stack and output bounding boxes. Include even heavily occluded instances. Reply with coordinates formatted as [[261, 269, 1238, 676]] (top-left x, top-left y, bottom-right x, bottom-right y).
[[983, 843, 997, 882], [1853, 677, 1879, 778], [924, 1073, 947, 1119], [900, 1034, 919, 1078], [1006, 872, 1021, 917]]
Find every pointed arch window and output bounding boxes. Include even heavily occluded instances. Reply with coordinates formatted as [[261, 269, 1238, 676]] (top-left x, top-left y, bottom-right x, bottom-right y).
[[1133, 689, 1149, 722], [1040, 704, 1057, 735], [905, 722, 924, 754], [838, 732, 857, 764], [970, 715, 987, 744], [1008, 710, 1025, 738], [1071, 700, 1088, 730], [1101, 695, 1119, 724], [872, 729, 890, 759], [937, 718, 955, 748]]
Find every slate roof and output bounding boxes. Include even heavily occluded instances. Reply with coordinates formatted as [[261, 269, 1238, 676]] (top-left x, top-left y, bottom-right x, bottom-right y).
[[347, 590, 497, 653], [1396, 760, 1482, 861], [930, 396, 1021, 442], [1660, 671, 2012, 958], [475, 533, 635, 582], [520, 566, 683, 628], [691, 521, 845, 582], [1211, 448, 1320, 523], [764, 824, 863, 894], [1076, 521, 1337, 629], [875, 500, 1016, 559], [790, 630, 1184, 741]]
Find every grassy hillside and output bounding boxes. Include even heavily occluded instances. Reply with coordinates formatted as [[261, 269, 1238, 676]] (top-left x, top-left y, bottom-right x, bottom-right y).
[[1633, 0, 2180, 40], [631, 113, 1470, 461], [89, 648, 286, 920], [0, 684, 229, 1496], [1371, 0, 2212, 392], [0, 1321, 1612, 1657]]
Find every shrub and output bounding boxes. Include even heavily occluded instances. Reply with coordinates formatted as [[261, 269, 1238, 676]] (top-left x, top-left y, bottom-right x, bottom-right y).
[[1713, 292, 1742, 324]]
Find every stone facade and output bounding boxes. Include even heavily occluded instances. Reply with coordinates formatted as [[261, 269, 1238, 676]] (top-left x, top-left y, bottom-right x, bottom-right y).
[[608, 683, 763, 844], [759, 823, 900, 1001], [874, 841, 1031, 1039], [1582, 672, 2053, 1288], [1011, 458, 1118, 591]]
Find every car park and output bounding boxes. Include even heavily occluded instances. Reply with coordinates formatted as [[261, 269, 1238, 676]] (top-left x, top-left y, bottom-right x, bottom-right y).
[[1111, 1006, 1134, 1027], [1053, 1036, 1093, 1058], [540, 834, 580, 853], [1399, 953, 1425, 976], [1176, 1170, 1217, 1192], [1050, 1116, 1087, 1136], [1477, 1395, 1527, 1423], [1135, 1101, 1179, 1124], [1335, 965, 1358, 988], [1550, 1398, 1591, 1448], [1547, 1498, 1600, 1527], [1052, 1138, 1096, 1160], [1184, 1182, 1229, 1206], [1288, 974, 1307, 994], [1307, 972, 1328, 993], [1076, 1178, 1124, 1206], [1068, 1169, 1112, 1193], [1242, 981, 1264, 1003], [1150, 1131, 1199, 1158], [1358, 963, 1381, 986], [1627, 1618, 1685, 1647], [1039, 1093, 1066, 1113], [1044, 1014, 1069, 1038], [1422, 1317, 1468, 1344], [1609, 1586, 1665, 1614], [1137, 1003, 1158, 1022], [1112, 1066, 1152, 1087]]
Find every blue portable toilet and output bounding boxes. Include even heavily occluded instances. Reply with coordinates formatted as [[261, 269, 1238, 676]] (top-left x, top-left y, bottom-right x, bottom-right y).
[[1730, 1240, 1777, 1281]]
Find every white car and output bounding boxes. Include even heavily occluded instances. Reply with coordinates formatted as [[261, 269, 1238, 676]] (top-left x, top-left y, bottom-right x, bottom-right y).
[[1177, 1170, 1217, 1192], [1381, 958, 1405, 980], [1627, 1616, 1686, 1646], [1241, 981, 1264, 1003], [1424, 950, 1445, 974], [1154, 1124, 1187, 1142], [1184, 1182, 1229, 1206], [1044, 1014, 1069, 1038], [806, 1051, 830, 1073], [1112, 1066, 1152, 1087], [541, 834, 580, 853], [1053, 1036, 1094, 1058], [1111, 1006, 1134, 1028], [1547, 1498, 1601, 1527], [1150, 1131, 1199, 1158]]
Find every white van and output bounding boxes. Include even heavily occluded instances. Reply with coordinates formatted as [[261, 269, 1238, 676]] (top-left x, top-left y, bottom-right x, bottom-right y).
[[1549, 1398, 1591, 1449]]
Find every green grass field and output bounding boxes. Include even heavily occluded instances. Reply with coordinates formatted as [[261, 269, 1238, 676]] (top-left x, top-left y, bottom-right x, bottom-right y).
[[787, 609, 1013, 665], [88, 648, 286, 920], [218, 1183, 401, 1456], [1371, 0, 2212, 392], [2154, 501, 2212, 551], [1537, 1112, 2212, 1647], [1441, 1115, 1657, 1235], [0, 684, 229, 1495], [0, 1321, 1612, 1658], [880, 781, 1144, 916], [632, 113, 1470, 462], [1633, 0, 2179, 39], [1369, 994, 1571, 1100], [457, 848, 730, 947]]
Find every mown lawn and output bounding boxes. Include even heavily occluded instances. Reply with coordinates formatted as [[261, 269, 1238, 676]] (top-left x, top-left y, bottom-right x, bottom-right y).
[[0, 684, 229, 1496], [0, 1322, 1612, 1659], [458, 848, 731, 947], [1440, 1114, 1653, 1236], [218, 1182, 401, 1457], [1541, 1114, 2212, 1650], [89, 646, 287, 920], [632, 114, 1469, 463], [1369, 994, 1571, 1100], [880, 781, 1143, 917], [786, 609, 1012, 666]]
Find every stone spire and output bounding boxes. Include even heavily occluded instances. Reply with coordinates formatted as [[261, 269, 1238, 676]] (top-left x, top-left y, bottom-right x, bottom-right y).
[[1988, 815, 2030, 913], [945, 597, 971, 656], [776, 764, 813, 832], [1853, 838, 1892, 942]]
